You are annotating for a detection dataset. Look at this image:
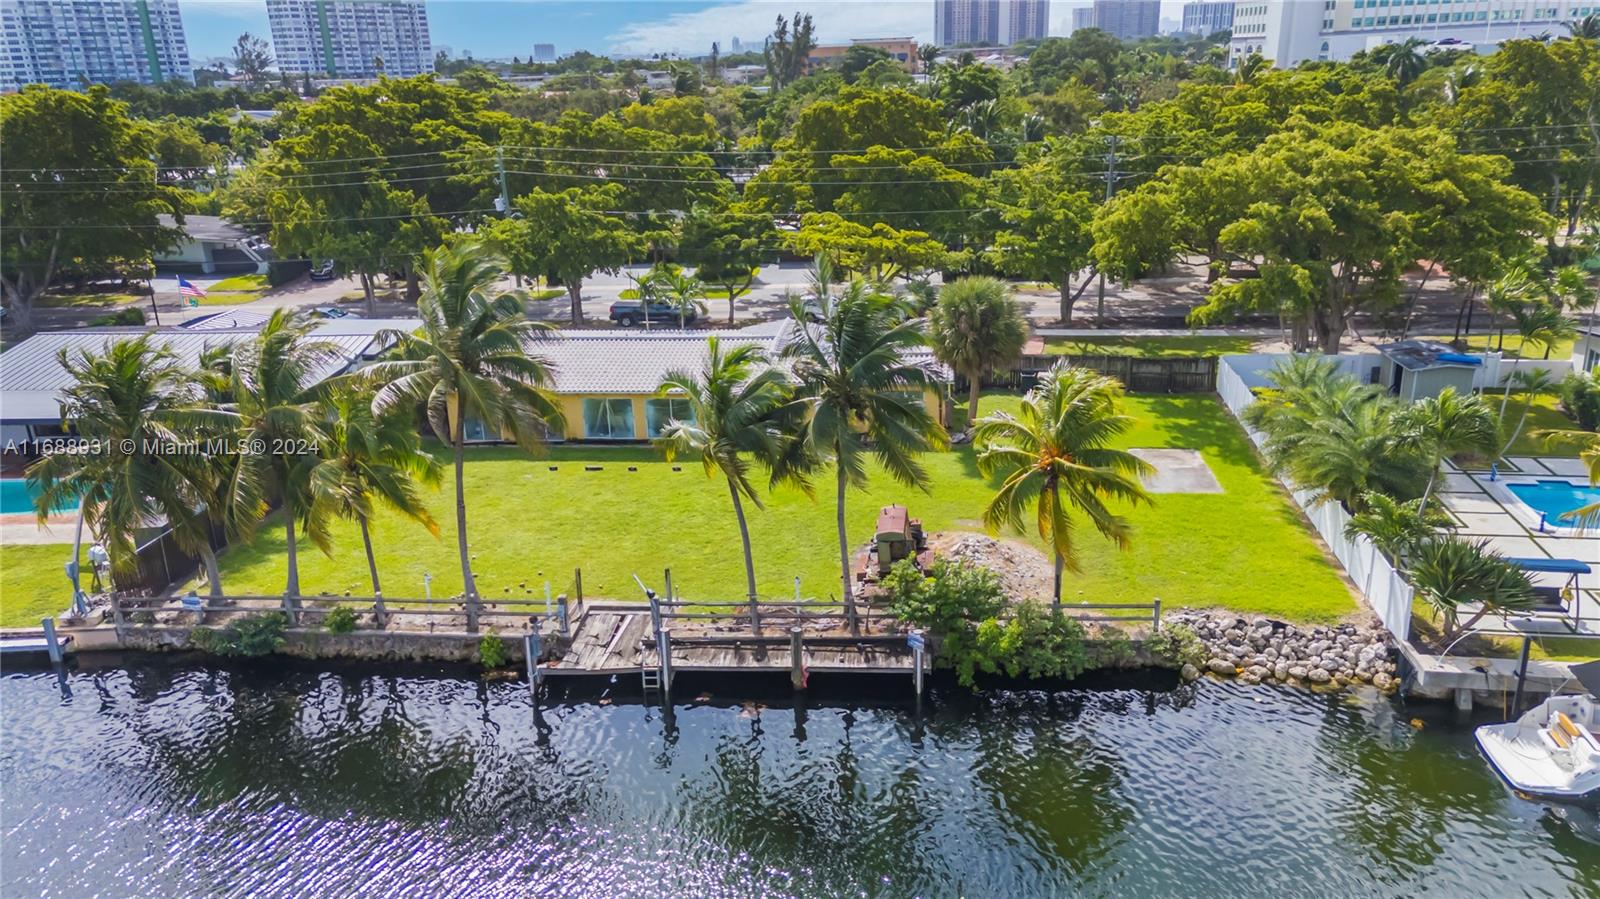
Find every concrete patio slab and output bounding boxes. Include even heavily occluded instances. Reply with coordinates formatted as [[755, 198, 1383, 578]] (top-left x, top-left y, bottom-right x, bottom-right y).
[[1504, 456, 1554, 475], [1128, 448, 1223, 494], [1453, 512, 1532, 537], [1440, 472, 1486, 493], [1442, 494, 1509, 515], [1474, 535, 1549, 558], [1541, 458, 1593, 478]]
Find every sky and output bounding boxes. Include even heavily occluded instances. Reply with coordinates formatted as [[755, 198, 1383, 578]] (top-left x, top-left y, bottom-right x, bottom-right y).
[[181, 1, 1188, 63]]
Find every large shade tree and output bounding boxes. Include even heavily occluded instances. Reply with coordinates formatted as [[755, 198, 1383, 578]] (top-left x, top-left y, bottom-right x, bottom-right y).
[[371, 243, 562, 631]]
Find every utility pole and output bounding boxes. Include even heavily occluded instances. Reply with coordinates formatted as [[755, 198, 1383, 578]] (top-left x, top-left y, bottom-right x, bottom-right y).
[[495, 146, 511, 215], [1098, 134, 1125, 321]]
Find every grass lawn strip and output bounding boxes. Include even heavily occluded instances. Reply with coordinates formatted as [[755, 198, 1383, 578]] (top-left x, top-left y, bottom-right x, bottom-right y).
[[0, 544, 84, 628], [1042, 336, 1262, 358]]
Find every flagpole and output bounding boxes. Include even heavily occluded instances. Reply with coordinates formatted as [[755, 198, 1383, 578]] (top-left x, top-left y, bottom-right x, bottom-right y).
[[146, 270, 161, 327]]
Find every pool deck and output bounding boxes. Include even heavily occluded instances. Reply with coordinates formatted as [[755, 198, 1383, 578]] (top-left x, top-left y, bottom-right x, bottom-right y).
[[1440, 458, 1599, 640], [0, 512, 78, 545]]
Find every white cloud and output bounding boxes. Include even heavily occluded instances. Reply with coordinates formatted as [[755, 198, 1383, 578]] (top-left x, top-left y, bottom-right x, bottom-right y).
[[608, 1, 931, 56]]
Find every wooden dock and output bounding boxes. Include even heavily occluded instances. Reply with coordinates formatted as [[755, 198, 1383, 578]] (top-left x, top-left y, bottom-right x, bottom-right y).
[[540, 604, 920, 680]]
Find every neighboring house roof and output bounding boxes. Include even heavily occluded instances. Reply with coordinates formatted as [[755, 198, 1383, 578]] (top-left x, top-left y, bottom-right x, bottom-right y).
[[157, 214, 250, 243], [531, 321, 952, 395], [1376, 339, 1482, 371], [0, 326, 382, 425], [181, 310, 272, 330]]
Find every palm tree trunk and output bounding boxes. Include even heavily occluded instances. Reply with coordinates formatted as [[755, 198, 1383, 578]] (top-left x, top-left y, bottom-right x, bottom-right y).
[[358, 513, 381, 595], [199, 543, 223, 599], [1053, 551, 1063, 610], [1418, 462, 1440, 517], [1502, 398, 1536, 455], [835, 462, 854, 611], [453, 415, 479, 632], [1496, 351, 1520, 422], [283, 516, 300, 618], [727, 477, 758, 602], [966, 370, 983, 429]]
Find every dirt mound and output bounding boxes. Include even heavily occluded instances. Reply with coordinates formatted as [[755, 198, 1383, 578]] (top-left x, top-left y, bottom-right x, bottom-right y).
[[927, 532, 1055, 602]]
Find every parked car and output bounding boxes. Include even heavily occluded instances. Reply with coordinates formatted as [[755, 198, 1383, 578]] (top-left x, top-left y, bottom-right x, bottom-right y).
[[308, 260, 336, 281], [795, 293, 826, 323], [309, 306, 349, 319], [608, 299, 695, 327]]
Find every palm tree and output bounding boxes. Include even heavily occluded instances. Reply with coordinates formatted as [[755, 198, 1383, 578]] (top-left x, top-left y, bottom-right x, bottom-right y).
[[1398, 387, 1500, 515], [973, 363, 1152, 605], [25, 336, 223, 595], [1566, 13, 1600, 39], [1409, 537, 1537, 644], [782, 279, 948, 620], [370, 242, 562, 632], [210, 310, 343, 607], [1245, 359, 1431, 511], [656, 337, 797, 606], [1343, 492, 1449, 563], [1382, 37, 1428, 87], [917, 42, 941, 72], [928, 276, 1028, 427], [646, 265, 707, 329], [309, 379, 442, 611], [1498, 367, 1559, 455]]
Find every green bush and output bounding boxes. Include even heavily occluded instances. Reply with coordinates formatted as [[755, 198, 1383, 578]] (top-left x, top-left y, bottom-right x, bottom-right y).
[[478, 630, 509, 668], [883, 558, 1006, 635], [89, 307, 145, 326], [324, 606, 358, 634], [1147, 623, 1207, 669], [968, 602, 1089, 684], [189, 611, 288, 657], [1558, 367, 1600, 430]]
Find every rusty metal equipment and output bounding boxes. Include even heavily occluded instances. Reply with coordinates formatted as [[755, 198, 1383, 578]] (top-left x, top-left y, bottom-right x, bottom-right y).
[[873, 505, 926, 575]]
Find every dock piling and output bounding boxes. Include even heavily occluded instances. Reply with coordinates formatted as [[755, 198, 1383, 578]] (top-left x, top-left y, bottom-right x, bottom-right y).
[[465, 592, 481, 633], [574, 568, 583, 604], [790, 627, 805, 690], [557, 594, 570, 637], [911, 629, 925, 696], [749, 595, 762, 636], [1152, 598, 1162, 631], [1510, 635, 1533, 718], [525, 630, 543, 696], [41, 617, 62, 666], [374, 590, 388, 629], [657, 626, 673, 699]]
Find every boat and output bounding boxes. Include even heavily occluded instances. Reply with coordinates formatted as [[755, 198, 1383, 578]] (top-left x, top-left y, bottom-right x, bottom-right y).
[[1476, 660, 1600, 803]]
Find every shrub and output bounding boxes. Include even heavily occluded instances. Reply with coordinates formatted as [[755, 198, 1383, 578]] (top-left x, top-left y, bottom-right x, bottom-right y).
[[1558, 367, 1600, 430], [89, 307, 145, 327], [884, 558, 1006, 635], [324, 606, 358, 634], [189, 611, 288, 657], [1147, 623, 1207, 669], [478, 630, 509, 668]]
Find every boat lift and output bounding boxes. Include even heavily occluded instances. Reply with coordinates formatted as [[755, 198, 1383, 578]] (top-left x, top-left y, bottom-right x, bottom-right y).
[[1507, 558, 1592, 635]]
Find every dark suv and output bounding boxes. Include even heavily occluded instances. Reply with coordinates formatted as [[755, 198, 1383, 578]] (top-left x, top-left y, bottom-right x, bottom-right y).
[[608, 299, 695, 327]]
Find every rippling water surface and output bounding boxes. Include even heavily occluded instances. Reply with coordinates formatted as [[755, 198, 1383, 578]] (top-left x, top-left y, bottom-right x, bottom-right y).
[[3, 657, 1597, 897]]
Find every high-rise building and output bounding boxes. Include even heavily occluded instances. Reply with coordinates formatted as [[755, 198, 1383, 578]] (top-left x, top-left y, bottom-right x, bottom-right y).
[[1230, 0, 1592, 68], [1092, 0, 1161, 40], [267, 0, 432, 79], [532, 42, 556, 63], [1181, 1, 1236, 36], [1071, 6, 1095, 32], [935, 1, 1051, 46], [0, 0, 192, 91], [730, 36, 743, 52]]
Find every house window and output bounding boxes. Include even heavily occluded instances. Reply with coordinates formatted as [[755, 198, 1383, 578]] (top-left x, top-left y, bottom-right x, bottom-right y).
[[462, 415, 494, 442], [645, 398, 695, 437], [583, 398, 636, 440]]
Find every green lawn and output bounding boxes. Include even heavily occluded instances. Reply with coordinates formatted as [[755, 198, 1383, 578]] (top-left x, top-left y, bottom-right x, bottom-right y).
[[1489, 392, 1586, 457], [1416, 332, 1578, 362], [208, 273, 269, 292], [1042, 336, 1262, 358], [618, 287, 735, 300], [191, 291, 264, 306], [36, 292, 142, 308], [1, 544, 84, 627], [199, 393, 1357, 624]]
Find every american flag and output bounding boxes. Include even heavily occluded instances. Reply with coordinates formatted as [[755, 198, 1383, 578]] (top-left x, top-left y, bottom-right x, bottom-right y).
[[177, 277, 207, 302]]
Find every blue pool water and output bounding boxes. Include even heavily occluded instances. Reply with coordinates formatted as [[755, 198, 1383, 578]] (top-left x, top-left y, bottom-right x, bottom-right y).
[[1507, 479, 1600, 523], [0, 479, 75, 515]]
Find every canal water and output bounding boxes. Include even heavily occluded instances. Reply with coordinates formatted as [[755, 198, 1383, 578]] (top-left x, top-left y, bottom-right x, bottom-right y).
[[3, 657, 1597, 897]]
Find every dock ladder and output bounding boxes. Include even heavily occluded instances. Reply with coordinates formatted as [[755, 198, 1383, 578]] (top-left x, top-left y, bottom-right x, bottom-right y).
[[641, 664, 661, 695]]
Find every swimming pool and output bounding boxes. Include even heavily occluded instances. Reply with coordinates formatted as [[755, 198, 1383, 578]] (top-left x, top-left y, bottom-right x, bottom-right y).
[[0, 479, 76, 515], [1506, 479, 1600, 525]]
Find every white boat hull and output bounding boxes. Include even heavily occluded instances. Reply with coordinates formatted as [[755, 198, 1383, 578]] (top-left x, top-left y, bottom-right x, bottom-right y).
[[1476, 695, 1600, 803]]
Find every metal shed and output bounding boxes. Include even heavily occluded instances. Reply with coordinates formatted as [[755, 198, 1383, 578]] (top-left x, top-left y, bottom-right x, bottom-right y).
[[1375, 340, 1481, 403]]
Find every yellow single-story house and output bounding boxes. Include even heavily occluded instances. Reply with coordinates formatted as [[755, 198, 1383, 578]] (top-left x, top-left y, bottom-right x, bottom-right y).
[[460, 323, 952, 443]]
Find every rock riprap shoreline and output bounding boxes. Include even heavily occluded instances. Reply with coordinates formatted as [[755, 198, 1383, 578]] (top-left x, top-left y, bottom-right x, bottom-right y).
[[1167, 611, 1400, 693]]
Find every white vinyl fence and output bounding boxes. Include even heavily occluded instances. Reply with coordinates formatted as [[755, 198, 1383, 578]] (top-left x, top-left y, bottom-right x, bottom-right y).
[[1217, 357, 1415, 642]]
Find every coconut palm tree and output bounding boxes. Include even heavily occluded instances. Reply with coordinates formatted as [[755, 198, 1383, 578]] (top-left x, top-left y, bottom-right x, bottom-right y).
[[209, 310, 343, 606], [1343, 492, 1450, 563], [782, 279, 948, 619], [973, 363, 1152, 605], [309, 378, 443, 607], [656, 337, 797, 605], [928, 275, 1028, 427], [25, 336, 223, 595], [1397, 387, 1500, 516], [917, 42, 941, 72], [370, 242, 562, 632], [1409, 536, 1537, 644]]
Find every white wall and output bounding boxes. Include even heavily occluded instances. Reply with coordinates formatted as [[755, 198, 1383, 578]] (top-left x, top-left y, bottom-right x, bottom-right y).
[[1217, 356, 1416, 642]]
